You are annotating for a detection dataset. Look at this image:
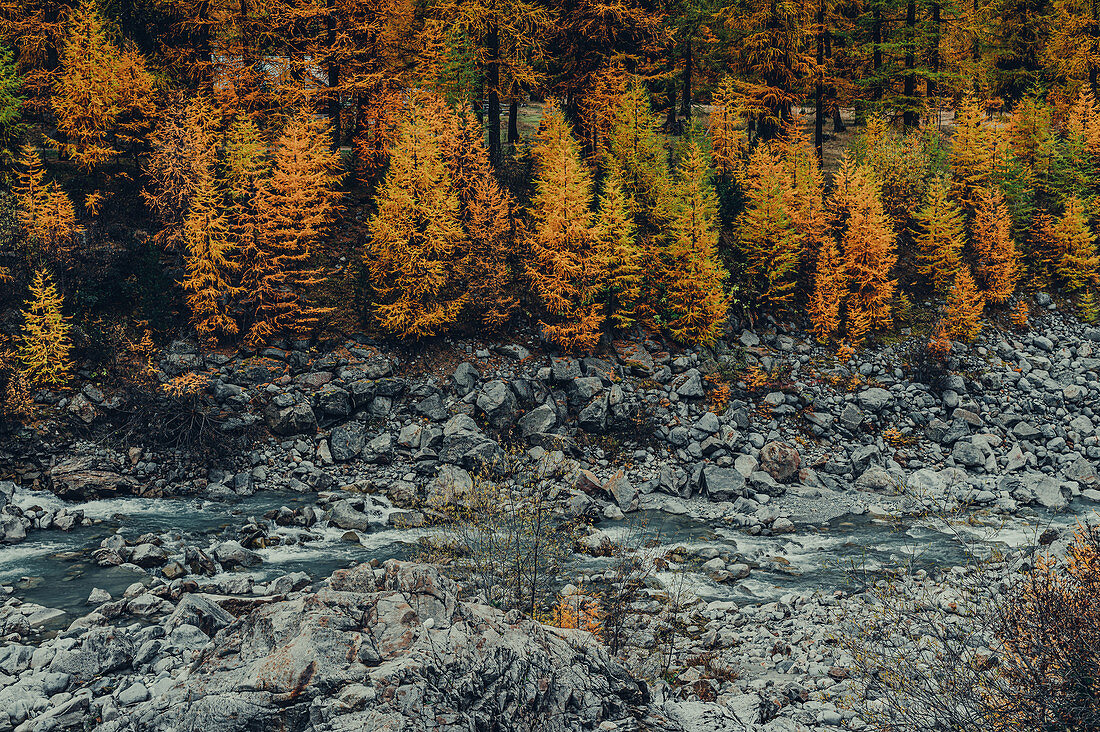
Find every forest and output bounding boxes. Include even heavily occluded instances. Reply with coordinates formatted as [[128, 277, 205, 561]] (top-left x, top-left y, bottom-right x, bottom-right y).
[[0, 0, 1099, 400]]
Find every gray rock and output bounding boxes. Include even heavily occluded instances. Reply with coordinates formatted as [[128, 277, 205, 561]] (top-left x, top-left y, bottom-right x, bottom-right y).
[[952, 441, 986, 468], [264, 396, 317, 436], [49, 627, 134, 682], [329, 500, 373, 531], [1064, 455, 1098, 485], [857, 387, 893, 412], [130, 543, 168, 568], [603, 472, 637, 510], [477, 380, 518, 429], [213, 540, 262, 569], [675, 369, 705, 398], [166, 594, 235, 637], [118, 682, 150, 706], [702, 465, 747, 502], [518, 404, 557, 438], [453, 362, 480, 395], [329, 421, 367, 462]]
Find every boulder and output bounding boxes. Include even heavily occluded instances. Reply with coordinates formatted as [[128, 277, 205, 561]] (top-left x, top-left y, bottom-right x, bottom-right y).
[[518, 404, 557, 438], [701, 466, 746, 502], [213, 540, 262, 570], [329, 422, 367, 462], [603, 472, 637, 510], [758, 441, 801, 482], [49, 456, 139, 499], [109, 561, 649, 732], [166, 594, 235, 638], [476, 380, 518, 429], [857, 387, 893, 412], [264, 395, 317, 436], [329, 500, 373, 531]]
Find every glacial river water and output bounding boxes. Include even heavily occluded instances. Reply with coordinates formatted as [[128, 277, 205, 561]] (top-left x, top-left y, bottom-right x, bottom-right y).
[[3, 486, 1097, 621]]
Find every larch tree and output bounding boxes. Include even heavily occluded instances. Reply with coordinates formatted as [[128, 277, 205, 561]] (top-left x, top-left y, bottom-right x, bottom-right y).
[[365, 99, 469, 339], [14, 144, 80, 268], [913, 176, 967, 294], [1051, 197, 1100, 293], [606, 84, 673, 235], [950, 96, 997, 215], [738, 142, 802, 310], [51, 0, 156, 171], [831, 154, 897, 345], [942, 266, 985, 342], [971, 187, 1021, 303], [707, 76, 746, 179], [222, 115, 270, 263], [662, 138, 729, 346], [182, 166, 239, 347], [596, 170, 646, 330], [244, 110, 342, 346], [16, 268, 72, 387], [809, 236, 844, 342], [143, 95, 220, 250], [439, 106, 520, 330], [524, 102, 608, 352]]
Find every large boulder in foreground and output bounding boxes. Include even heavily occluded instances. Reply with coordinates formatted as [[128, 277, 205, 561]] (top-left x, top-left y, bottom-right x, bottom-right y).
[[108, 560, 653, 732]]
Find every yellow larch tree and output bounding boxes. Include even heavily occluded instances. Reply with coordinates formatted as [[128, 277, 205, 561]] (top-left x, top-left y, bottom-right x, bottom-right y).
[[1051, 197, 1100, 293], [596, 170, 646, 330], [708, 76, 746, 179], [605, 84, 673, 234], [14, 145, 81, 268], [439, 105, 519, 330], [971, 187, 1021, 303], [913, 175, 967, 294], [244, 109, 343, 346], [950, 96, 997, 215], [524, 102, 608, 352], [662, 138, 729, 346], [182, 169, 239, 347], [365, 100, 468, 338], [808, 236, 844, 342], [222, 115, 270, 271], [16, 268, 73, 387], [738, 142, 802, 310]]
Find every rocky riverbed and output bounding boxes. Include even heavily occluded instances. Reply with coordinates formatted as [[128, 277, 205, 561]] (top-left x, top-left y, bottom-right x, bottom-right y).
[[1, 296, 1099, 730]]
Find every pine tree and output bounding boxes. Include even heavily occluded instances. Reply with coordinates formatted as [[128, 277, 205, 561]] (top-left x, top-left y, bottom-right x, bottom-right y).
[[606, 84, 673, 233], [596, 170, 645, 330], [913, 175, 966, 294], [525, 102, 608, 352], [663, 138, 729, 345], [16, 268, 72, 387], [182, 170, 239, 347], [943, 266, 984, 342], [738, 142, 802, 310], [971, 187, 1021, 303], [831, 154, 897, 344], [809, 236, 844, 342], [950, 97, 996, 215], [244, 110, 342, 346], [365, 101, 468, 339], [14, 145, 80, 267], [1052, 197, 1100, 292], [51, 0, 156, 170]]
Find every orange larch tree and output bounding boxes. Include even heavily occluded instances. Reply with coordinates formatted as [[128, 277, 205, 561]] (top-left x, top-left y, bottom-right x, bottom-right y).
[[244, 109, 343, 346], [808, 236, 844, 342], [365, 98, 468, 338], [16, 268, 72, 387], [143, 95, 220, 250], [831, 154, 898, 345], [662, 138, 729, 346], [971, 187, 1021, 303], [51, 0, 156, 171], [950, 96, 997, 215], [738, 141, 802, 310], [524, 102, 607, 352], [1050, 197, 1100, 293]]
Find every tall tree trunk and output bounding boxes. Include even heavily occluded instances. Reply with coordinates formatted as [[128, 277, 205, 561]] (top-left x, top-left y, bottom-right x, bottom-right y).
[[508, 87, 520, 144], [487, 23, 501, 167], [815, 0, 825, 159], [928, 0, 940, 100], [680, 38, 693, 119], [326, 0, 340, 148], [872, 2, 882, 102], [903, 0, 917, 128]]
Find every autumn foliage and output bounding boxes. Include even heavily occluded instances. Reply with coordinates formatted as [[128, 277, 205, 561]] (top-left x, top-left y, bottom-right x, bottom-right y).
[[971, 187, 1021, 303], [16, 269, 73, 387], [15, 144, 80, 267]]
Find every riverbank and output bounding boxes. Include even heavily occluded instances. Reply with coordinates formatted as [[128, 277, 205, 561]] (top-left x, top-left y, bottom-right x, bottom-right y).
[[1, 296, 1099, 729]]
